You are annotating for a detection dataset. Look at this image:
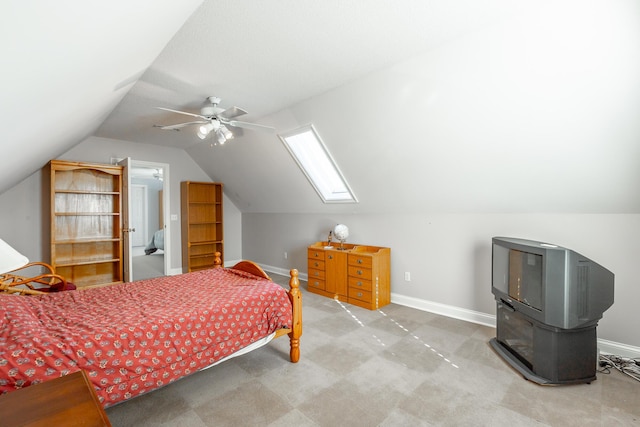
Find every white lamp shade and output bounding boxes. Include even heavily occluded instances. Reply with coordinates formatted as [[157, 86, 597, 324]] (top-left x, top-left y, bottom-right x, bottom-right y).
[[0, 238, 29, 274], [220, 125, 233, 140], [199, 123, 213, 135]]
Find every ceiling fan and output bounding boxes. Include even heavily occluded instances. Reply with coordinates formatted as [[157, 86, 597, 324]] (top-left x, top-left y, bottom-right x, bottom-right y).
[[155, 96, 274, 144]]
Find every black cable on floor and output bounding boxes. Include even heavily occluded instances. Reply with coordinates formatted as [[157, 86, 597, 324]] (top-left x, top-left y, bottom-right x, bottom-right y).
[[599, 354, 640, 382]]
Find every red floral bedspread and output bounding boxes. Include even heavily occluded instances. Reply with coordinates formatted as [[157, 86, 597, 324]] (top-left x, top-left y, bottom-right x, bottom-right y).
[[0, 268, 292, 407]]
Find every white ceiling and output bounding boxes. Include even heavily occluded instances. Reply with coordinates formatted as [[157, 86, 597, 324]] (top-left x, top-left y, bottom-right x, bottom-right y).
[[0, 0, 202, 194], [95, 0, 520, 147], [3, 1, 640, 214]]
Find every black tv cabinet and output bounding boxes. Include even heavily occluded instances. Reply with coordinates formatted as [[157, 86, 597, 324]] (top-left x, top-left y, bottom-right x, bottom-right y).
[[490, 302, 598, 385]]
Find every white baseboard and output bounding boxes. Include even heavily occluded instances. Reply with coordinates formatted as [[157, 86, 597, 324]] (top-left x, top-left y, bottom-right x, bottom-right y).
[[597, 339, 640, 358], [260, 264, 640, 359], [167, 267, 183, 276], [258, 263, 305, 280], [391, 292, 640, 359], [391, 293, 496, 328]]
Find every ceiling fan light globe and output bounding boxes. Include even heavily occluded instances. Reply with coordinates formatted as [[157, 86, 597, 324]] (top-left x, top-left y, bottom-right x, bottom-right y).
[[220, 125, 233, 140], [197, 130, 207, 139], [199, 123, 215, 135], [216, 132, 226, 145]]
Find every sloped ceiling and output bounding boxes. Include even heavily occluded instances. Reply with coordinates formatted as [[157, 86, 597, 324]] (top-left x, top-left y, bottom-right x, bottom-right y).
[[0, 0, 203, 194], [3, 1, 640, 214]]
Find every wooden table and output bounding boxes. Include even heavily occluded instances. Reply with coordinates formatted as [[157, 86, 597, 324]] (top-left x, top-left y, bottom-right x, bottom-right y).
[[0, 370, 111, 427]]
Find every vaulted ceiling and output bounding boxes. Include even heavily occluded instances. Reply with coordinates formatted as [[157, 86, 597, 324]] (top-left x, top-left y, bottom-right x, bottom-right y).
[[3, 1, 640, 214]]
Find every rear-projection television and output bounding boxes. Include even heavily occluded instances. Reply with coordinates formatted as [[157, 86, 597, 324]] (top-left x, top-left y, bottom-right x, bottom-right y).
[[489, 237, 614, 385]]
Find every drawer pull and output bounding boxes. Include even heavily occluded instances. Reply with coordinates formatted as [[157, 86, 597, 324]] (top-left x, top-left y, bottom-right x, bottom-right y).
[[314, 262, 319, 267], [328, 255, 333, 260], [356, 281, 363, 286], [313, 281, 320, 287], [357, 270, 363, 275], [314, 271, 319, 276], [357, 292, 363, 297], [357, 259, 363, 264]]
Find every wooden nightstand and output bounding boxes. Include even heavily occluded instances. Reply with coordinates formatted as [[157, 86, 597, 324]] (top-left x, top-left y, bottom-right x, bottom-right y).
[[0, 370, 111, 427]]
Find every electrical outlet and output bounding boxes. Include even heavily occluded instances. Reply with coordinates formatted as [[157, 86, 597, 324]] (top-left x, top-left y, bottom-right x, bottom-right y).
[[404, 272, 411, 281], [170, 214, 178, 221], [284, 252, 288, 259]]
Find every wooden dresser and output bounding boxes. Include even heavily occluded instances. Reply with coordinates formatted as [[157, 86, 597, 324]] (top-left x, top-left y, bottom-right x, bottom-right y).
[[307, 242, 391, 310]]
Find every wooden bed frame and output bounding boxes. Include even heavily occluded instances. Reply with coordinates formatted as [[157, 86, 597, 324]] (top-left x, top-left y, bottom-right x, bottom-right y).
[[214, 253, 302, 363], [0, 253, 302, 363], [0, 253, 302, 408]]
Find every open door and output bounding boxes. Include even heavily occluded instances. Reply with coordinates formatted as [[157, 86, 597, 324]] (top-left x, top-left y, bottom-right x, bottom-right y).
[[118, 157, 134, 282], [119, 159, 171, 281]]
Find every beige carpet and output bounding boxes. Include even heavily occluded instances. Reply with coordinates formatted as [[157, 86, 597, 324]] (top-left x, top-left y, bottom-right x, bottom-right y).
[[132, 253, 164, 281], [105, 273, 639, 426]]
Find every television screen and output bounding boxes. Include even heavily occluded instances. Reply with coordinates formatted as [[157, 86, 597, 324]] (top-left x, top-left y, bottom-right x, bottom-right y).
[[507, 249, 543, 311]]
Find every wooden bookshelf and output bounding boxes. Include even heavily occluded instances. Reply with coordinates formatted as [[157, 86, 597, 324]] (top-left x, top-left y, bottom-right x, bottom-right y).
[[46, 160, 123, 288], [180, 181, 224, 272]]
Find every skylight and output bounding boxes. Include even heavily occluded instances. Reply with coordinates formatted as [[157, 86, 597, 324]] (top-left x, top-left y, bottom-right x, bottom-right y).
[[279, 125, 357, 203]]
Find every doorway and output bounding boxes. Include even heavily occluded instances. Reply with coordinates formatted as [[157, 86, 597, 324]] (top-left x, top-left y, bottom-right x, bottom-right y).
[[120, 159, 171, 281], [130, 184, 148, 248]]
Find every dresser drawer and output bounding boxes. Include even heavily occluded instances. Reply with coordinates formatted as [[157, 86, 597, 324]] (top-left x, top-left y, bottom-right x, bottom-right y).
[[348, 254, 372, 269], [308, 258, 325, 270], [348, 265, 372, 281], [308, 248, 324, 260], [308, 267, 325, 280], [308, 277, 325, 291], [349, 287, 372, 303], [348, 276, 372, 291]]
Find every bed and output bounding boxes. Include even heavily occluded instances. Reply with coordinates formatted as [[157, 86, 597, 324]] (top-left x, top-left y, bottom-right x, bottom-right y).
[[144, 229, 164, 255], [0, 257, 302, 407]]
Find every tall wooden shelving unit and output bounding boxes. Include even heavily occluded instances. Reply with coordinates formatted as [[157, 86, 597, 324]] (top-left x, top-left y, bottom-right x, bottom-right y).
[[180, 181, 224, 272], [46, 160, 124, 288]]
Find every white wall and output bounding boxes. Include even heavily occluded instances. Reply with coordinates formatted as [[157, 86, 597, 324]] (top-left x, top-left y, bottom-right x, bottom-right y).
[[243, 211, 640, 350], [0, 169, 46, 260], [233, 2, 640, 353], [192, 1, 640, 216], [0, 136, 243, 272]]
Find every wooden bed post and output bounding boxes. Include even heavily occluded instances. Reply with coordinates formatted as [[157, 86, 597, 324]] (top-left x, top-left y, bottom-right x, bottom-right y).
[[229, 260, 302, 363], [288, 269, 302, 363], [213, 252, 222, 268]]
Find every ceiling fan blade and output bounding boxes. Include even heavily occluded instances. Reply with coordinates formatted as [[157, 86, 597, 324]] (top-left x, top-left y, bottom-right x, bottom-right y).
[[156, 120, 208, 130], [218, 106, 248, 119], [156, 107, 207, 120], [227, 120, 275, 132]]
